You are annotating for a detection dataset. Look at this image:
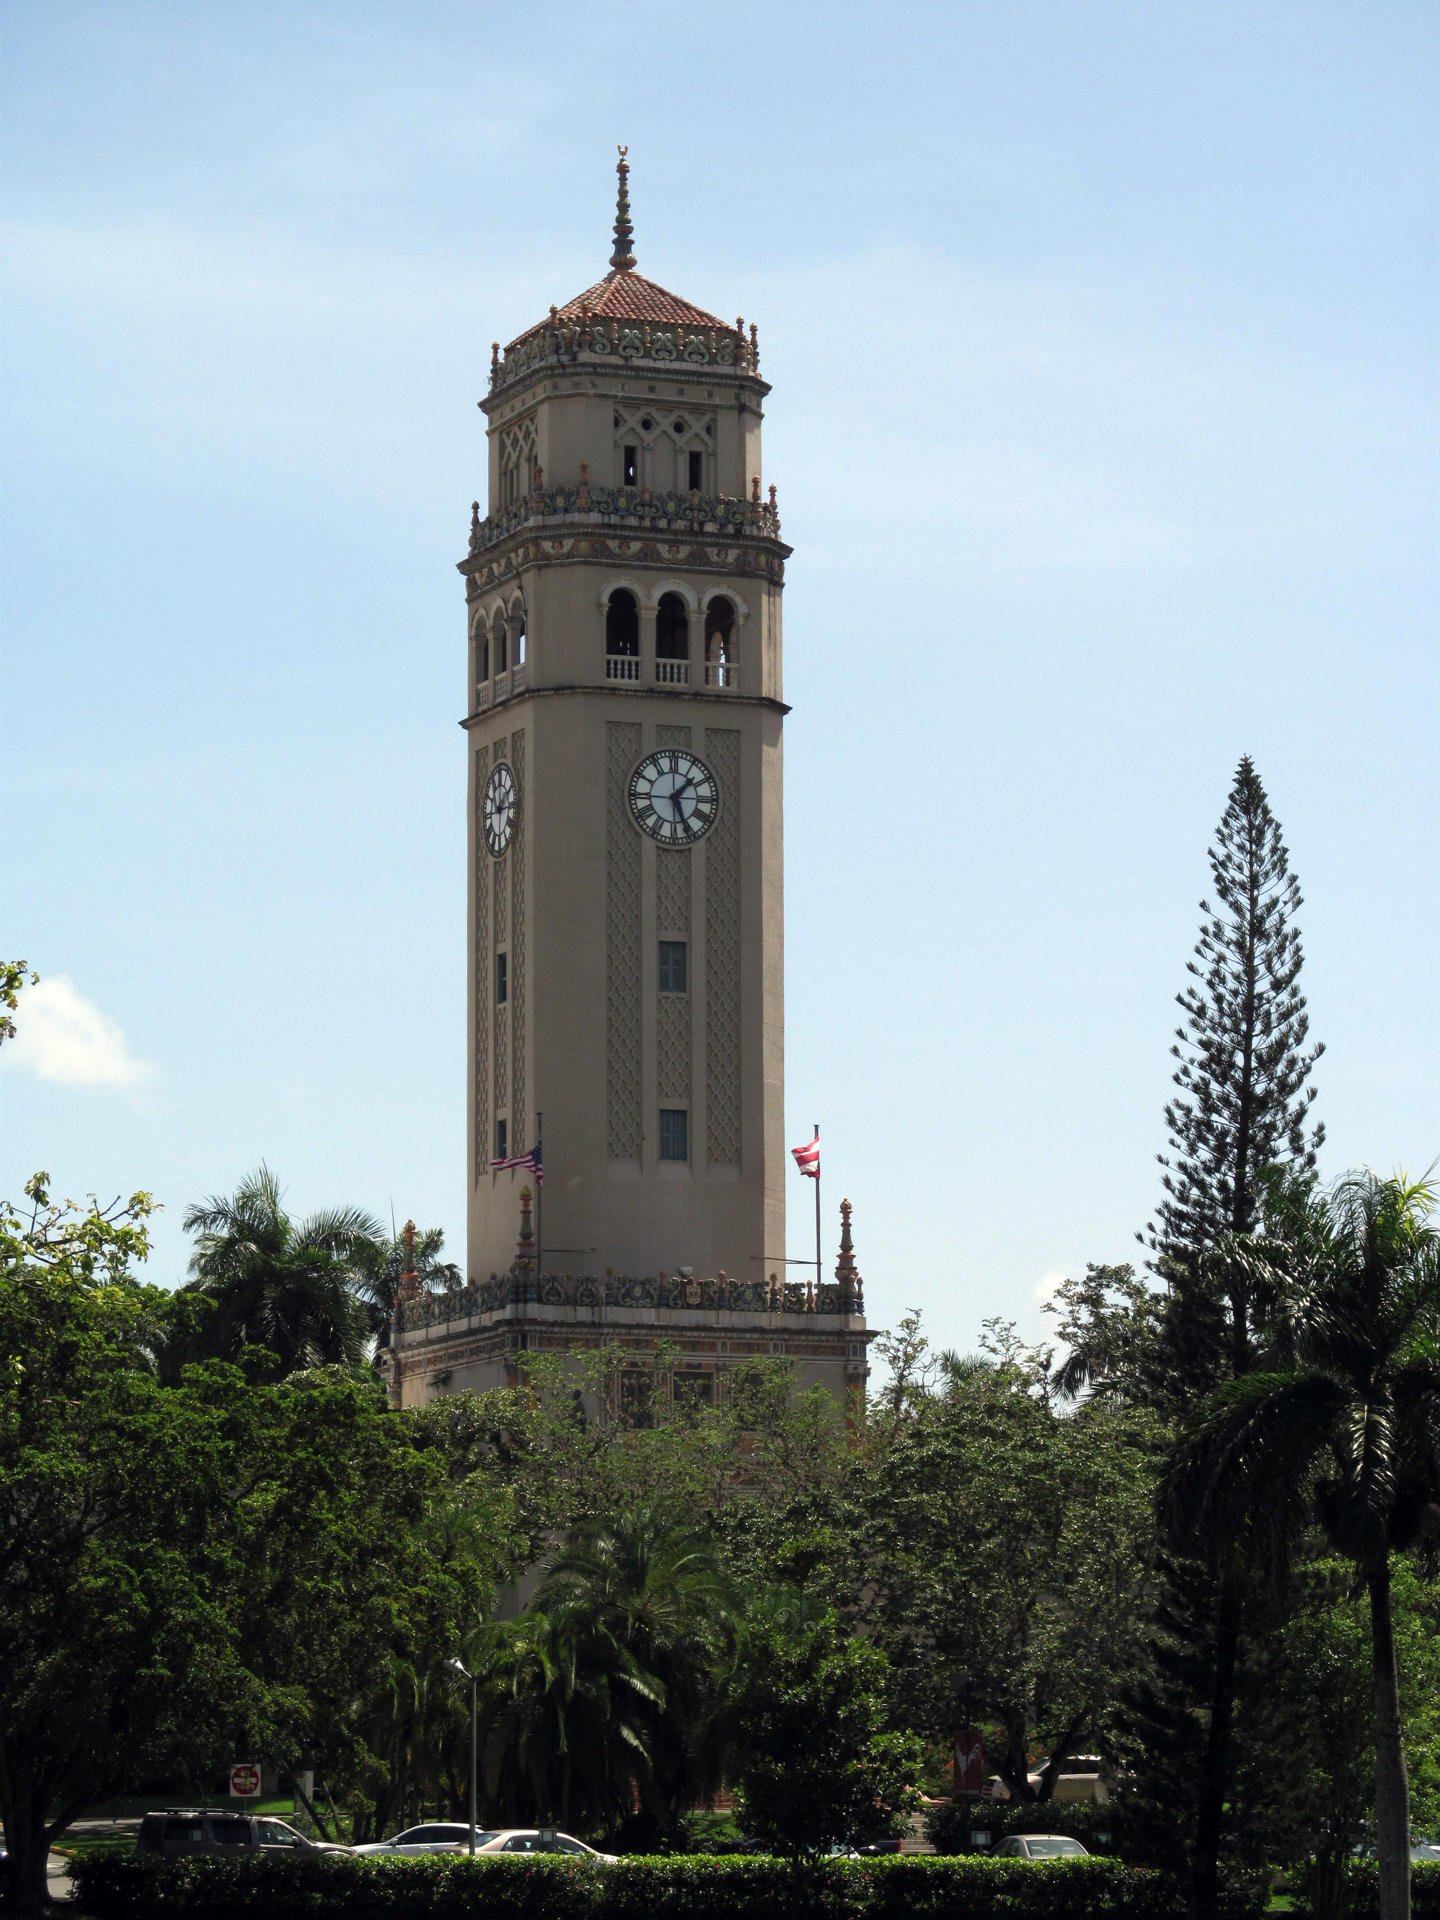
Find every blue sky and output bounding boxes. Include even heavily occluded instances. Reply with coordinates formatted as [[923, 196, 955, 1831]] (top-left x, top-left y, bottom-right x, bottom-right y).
[[2, 0, 1436, 1359]]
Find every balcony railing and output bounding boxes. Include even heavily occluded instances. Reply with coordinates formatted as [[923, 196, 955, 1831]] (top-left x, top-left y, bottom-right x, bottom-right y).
[[705, 662, 736, 689], [511, 659, 527, 694], [606, 655, 641, 682], [654, 659, 690, 686]]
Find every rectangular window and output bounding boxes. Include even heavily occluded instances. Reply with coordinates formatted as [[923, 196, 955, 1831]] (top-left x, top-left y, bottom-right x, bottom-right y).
[[658, 1108, 688, 1162], [623, 445, 638, 486], [620, 1369, 653, 1429], [688, 450, 702, 491], [495, 951, 508, 1004], [495, 1118, 508, 1160], [495, 628, 508, 673], [658, 940, 687, 994]]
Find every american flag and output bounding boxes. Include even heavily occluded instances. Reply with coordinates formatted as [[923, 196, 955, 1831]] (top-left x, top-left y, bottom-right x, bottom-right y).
[[490, 1141, 543, 1185], [791, 1137, 820, 1179]]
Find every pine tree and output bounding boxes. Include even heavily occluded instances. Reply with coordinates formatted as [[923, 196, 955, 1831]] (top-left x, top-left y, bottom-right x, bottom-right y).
[[1132, 758, 1326, 1920], [1151, 754, 1324, 1274]]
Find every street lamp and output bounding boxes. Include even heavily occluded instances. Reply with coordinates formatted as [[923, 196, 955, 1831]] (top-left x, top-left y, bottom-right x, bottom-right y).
[[448, 1658, 477, 1856]]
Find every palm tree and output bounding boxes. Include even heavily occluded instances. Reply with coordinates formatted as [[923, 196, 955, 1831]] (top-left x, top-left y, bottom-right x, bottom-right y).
[[178, 1163, 383, 1374], [1163, 1171, 1440, 1920], [536, 1505, 735, 1843], [353, 1222, 461, 1352]]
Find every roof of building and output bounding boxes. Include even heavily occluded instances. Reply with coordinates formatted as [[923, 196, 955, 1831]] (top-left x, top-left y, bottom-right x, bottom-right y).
[[504, 149, 728, 349]]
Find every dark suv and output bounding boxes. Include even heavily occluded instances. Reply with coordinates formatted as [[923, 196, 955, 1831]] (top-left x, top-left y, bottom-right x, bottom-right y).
[[137, 1810, 350, 1856]]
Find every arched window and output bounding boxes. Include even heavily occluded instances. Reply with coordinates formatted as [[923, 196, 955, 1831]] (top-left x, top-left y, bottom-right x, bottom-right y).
[[475, 620, 490, 689], [705, 597, 736, 687], [656, 593, 688, 660], [512, 614, 526, 666], [493, 612, 508, 676], [605, 589, 639, 656]]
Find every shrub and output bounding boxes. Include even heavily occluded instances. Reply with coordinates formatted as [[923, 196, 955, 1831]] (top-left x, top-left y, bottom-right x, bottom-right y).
[[70, 1849, 1191, 1920], [1289, 1859, 1440, 1920]]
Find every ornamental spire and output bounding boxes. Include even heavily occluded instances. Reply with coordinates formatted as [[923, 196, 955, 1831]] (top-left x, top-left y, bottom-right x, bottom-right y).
[[610, 144, 637, 272]]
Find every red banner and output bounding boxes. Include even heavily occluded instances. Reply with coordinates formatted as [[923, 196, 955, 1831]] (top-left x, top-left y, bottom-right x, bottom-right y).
[[953, 1727, 985, 1797]]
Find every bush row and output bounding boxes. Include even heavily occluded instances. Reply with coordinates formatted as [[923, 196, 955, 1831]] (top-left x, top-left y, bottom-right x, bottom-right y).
[[1289, 1860, 1440, 1920], [71, 1851, 1188, 1920]]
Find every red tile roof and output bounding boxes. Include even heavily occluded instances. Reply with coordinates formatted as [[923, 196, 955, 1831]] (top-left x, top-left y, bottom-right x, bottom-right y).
[[508, 270, 728, 348]]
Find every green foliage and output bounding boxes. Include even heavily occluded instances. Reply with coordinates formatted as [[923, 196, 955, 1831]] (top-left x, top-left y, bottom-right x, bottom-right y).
[[70, 1849, 1191, 1920], [0, 959, 37, 1047], [1291, 1864, 1440, 1920], [730, 1607, 922, 1858], [173, 1162, 384, 1374]]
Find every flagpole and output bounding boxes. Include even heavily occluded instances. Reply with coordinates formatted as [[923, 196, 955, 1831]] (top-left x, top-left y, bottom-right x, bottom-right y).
[[813, 1123, 821, 1283], [535, 1110, 544, 1282]]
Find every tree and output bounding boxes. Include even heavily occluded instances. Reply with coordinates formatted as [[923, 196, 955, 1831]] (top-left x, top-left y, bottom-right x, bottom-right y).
[[177, 1163, 382, 1374], [1129, 758, 1326, 1920], [0, 962, 36, 1048], [1151, 754, 1324, 1287], [354, 1223, 461, 1354], [1164, 1171, 1440, 1920], [854, 1321, 1160, 1800], [536, 1504, 734, 1844], [0, 1176, 244, 1913], [729, 1604, 921, 1859]]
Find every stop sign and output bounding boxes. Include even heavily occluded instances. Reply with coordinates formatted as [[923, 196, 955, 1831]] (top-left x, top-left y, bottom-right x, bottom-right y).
[[230, 1764, 261, 1799]]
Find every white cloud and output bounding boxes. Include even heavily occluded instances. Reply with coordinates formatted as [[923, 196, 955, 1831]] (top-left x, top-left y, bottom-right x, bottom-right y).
[[1034, 1268, 1067, 1306], [0, 976, 154, 1090]]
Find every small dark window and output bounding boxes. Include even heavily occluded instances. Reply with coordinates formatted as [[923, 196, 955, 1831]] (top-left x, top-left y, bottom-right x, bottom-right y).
[[606, 589, 639, 656], [658, 1108, 688, 1161], [476, 629, 489, 686], [641, 415, 653, 431], [673, 419, 686, 434], [495, 1118, 508, 1160], [495, 952, 508, 1004], [656, 592, 689, 661], [659, 941, 687, 994], [622, 445, 638, 486], [613, 412, 621, 428], [688, 450, 702, 490], [494, 617, 508, 674]]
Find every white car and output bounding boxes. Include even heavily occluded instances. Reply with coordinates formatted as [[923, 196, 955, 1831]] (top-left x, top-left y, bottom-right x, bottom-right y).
[[353, 1823, 497, 1856], [993, 1835, 1090, 1860], [476, 1829, 617, 1862]]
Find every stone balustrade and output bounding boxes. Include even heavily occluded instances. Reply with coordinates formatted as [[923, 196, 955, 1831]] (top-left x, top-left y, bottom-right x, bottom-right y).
[[492, 315, 757, 395], [394, 1268, 861, 1334], [467, 483, 781, 558]]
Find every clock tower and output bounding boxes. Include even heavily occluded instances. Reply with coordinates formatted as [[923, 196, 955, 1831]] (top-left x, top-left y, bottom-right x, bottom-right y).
[[386, 155, 871, 1411]]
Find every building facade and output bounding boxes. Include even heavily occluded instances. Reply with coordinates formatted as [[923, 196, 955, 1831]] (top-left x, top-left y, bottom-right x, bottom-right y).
[[386, 155, 871, 1412]]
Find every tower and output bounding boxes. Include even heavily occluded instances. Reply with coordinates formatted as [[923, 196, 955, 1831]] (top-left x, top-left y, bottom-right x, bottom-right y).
[[466, 153, 787, 1285], [386, 156, 870, 1411]]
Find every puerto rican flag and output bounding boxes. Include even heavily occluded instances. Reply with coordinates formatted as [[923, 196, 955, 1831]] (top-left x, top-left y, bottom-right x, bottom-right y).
[[791, 1137, 820, 1179], [490, 1142, 543, 1185]]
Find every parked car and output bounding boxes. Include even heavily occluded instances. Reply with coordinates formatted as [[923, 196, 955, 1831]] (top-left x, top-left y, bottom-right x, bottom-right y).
[[353, 1824, 499, 1857], [136, 1810, 351, 1856], [474, 1829, 617, 1861], [993, 1835, 1090, 1860]]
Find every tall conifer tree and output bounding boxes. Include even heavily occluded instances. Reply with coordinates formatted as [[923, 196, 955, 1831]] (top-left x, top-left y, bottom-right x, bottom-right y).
[[1152, 754, 1324, 1280], [1138, 757, 1325, 1920]]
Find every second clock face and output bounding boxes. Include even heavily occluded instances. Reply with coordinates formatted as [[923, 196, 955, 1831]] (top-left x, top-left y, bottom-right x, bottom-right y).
[[628, 749, 719, 845], [483, 760, 517, 856]]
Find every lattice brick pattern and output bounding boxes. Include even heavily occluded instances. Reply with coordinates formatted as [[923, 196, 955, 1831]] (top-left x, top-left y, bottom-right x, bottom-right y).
[[493, 852, 508, 1114], [655, 789, 692, 1109], [473, 742, 490, 1183], [606, 722, 643, 1160], [704, 728, 741, 1165], [509, 729, 527, 1153]]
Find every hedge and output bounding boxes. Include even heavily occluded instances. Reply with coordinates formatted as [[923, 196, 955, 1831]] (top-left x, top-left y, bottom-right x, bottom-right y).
[[71, 1851, 1188, 1920], [1289, 1860, 1440, 1920]]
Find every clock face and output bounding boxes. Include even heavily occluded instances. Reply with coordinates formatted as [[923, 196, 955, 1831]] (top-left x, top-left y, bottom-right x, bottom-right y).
[[628, 749, 719, 845], [483, 760, 517, 856]]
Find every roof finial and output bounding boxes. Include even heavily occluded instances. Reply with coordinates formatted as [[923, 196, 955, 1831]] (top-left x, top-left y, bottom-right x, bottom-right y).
[[610, 144, 637, 273]]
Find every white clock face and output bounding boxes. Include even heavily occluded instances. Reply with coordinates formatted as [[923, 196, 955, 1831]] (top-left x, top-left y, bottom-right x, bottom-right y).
[[628, 749, 719, 845], [483, 761, 517, 856]]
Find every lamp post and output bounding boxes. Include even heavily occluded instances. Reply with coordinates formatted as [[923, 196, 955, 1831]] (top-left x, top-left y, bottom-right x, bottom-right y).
[[448, 1658, 477, 1855]]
